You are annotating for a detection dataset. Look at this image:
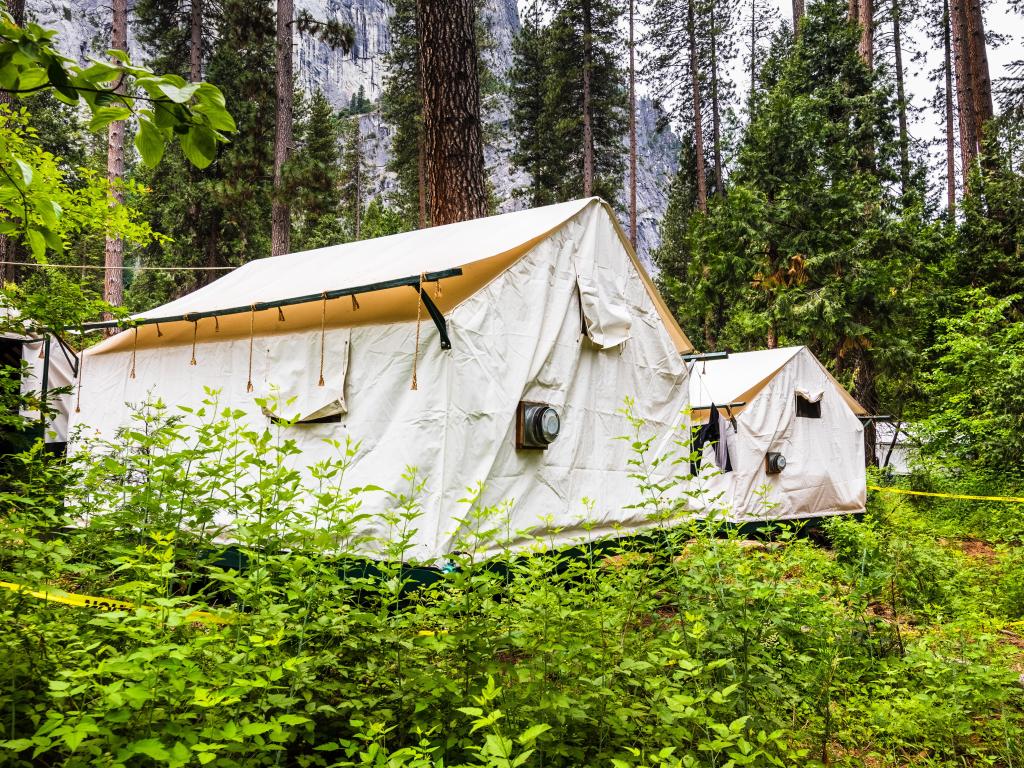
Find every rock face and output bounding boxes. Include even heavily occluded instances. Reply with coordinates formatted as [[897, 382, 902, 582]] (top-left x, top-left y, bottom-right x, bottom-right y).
[[25, 0, 678, 267]]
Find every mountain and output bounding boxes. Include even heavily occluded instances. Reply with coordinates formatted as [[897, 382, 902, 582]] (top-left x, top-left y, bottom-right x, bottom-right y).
[[25, 0, 679, 267]]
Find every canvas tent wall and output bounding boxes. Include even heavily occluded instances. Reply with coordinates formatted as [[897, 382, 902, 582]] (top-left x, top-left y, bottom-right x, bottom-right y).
[[1, 308, 77, 448], [687, 346, 867, 522], [875, 422, 911, 475], [70, 198, 694, 560]]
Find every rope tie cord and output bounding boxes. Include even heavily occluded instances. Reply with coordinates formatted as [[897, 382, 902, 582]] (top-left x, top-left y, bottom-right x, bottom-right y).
[[246, 305, 256, 393], [129, 327, 138, 379], [351, 294, 360, 311], [411, 272, 424, 391], [278, 307, 285, 322], [214, 315, 220, 333], [190, 320, 198, 366], [318, 292, 327, 387], [435, 279, 442, 298], [74, 351, 85, 413], [156, 322, 163, 337]]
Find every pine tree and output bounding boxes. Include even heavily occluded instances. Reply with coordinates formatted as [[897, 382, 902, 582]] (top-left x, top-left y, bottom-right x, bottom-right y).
[[287, 89, 345, 251], [645, 0, 738, 211], [339, 116, 370, 239], [128, 0, 276, 309], [509, 0, 556, 206], [509, 0, 626, 205], [659, 0, 931, 460], [381, 0, 426, 228]]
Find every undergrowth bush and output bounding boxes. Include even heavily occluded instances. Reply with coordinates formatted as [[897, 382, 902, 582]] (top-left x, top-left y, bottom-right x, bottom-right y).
[[0, 395, 1021, 767]]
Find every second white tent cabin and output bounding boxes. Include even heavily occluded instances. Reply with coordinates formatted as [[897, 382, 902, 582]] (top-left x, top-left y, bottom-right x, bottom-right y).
[[687, 346, 868, 523], [70, 198, 695, 561]]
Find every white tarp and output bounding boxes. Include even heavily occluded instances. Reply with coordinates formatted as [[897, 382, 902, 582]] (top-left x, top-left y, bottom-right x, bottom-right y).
[[20, 336, 77, 443], [687, 347, 867, 522], [70, 200, 692, 560]]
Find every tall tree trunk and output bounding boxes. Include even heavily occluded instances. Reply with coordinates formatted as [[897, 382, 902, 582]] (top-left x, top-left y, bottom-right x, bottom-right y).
[[858, 0, 874, 68], [709, 0, 724, 199], [943, 0, 957, 214], [950, 0, 977, 185], [892, 0, 910, 196], [792, 0, 804, 36], [964, 0, 993, 152], [417, 129, 427, 228], [750, 0, 758, 111], [628, 0, 637, 247], [581, 0, 594, 197], [272, 0, 294, 257], [687, 0, 707, 213], [190, 0, 203, 83], [417, 0, 487, 225], [853, 347, 879, 466], [103, 0, 128, 313]]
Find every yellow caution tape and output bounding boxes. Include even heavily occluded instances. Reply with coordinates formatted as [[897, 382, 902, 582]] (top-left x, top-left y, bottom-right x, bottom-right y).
[[868, 486, 1024, 503], [0, 580, 230, 624]]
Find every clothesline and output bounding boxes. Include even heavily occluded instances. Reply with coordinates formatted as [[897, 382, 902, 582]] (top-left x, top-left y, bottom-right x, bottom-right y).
[[0, 261, 236, 272]]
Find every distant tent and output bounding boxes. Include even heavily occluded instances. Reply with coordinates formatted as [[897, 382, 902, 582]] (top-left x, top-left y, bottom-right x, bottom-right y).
[[71, 198, 694, 559], [1, 308, 77, 451], [687, 346, 867, 522]]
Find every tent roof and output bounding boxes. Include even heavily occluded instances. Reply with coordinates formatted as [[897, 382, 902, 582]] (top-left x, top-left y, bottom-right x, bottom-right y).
[[90, 198, 693, 355], [689, 346, 867, 417]]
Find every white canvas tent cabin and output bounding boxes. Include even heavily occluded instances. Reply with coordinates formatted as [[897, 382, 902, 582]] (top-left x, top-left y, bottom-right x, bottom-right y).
[[70, 198, 695, 561], [686, 346, 868, 522], [0, 307, 77, 450]]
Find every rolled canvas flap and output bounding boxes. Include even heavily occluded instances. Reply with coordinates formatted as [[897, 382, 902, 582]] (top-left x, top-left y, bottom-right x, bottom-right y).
[[576, 270, 631, 349], [256, 327, 351, 421], [795, 386, 824, 403]]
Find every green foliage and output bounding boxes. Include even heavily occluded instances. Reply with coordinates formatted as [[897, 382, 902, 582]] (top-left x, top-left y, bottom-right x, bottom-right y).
[[0, 107, 159, 262], [508, 0, 626, 205], [0, 398, 1021, 767], [0, 12, 235, 169]]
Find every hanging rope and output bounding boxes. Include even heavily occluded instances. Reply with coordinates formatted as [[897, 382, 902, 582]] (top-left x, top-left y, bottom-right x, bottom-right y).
[[190, 320, 199, 366], [214, 315, 220, 333], [278, 307, 285, 322], [129, 327, 138, 379], [411, 272, 425, 391], [351, 294, 360, 311], [155, 322, 163, 337], [74, 352, 84, 413], [318, 292, 327, 387], [246, 305, 256, 393], [435, 279, 442, 298]]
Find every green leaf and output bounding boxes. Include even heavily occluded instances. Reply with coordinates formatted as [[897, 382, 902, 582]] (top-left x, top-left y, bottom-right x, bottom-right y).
[[87, 105, 131, 132], [157, 81, 200, 103], [135, 118, 165, 167], [26, 228, 47, 262], [180, 126, 217, 169], [13, 157, 32, 186], [517, 724, 551, 744], [128, 739, 170, 760]]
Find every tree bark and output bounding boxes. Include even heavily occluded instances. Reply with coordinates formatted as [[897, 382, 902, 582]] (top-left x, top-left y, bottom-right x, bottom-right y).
[[853, 348, 879, 467], [942, 0, 956, 214], [581, 0, 594, 197], [709, 0, 724, 199], [964, 0, 993, 149], [272, 0, 294, 257], [687, 0, 707, 213], [417, 0, 487, 225], [190, 0, 203, 83], [950, 0, 977, 184], [892, 0, 910, 195], [103, 0, 128, 312], [791, 0, 804, 36], [858, 0, 874, 68], [628, 0, 637, 247]]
